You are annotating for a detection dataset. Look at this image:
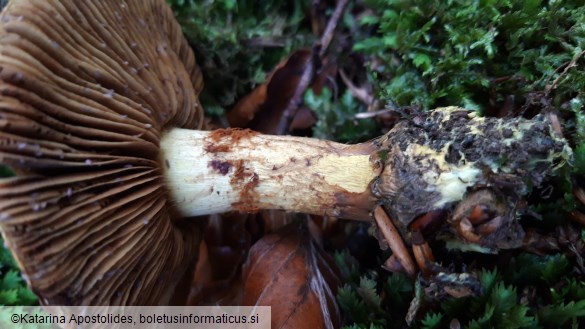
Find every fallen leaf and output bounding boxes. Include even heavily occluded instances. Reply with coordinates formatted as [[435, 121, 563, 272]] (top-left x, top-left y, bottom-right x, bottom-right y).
[[226, 83, 268, 128], [187, 239, 245, 306], [242, 220, 341, 329], [288, 106, 318, 131], [288, 59, 338, 132], [187, 214, 251, 305], [228, 49, 316, 133]]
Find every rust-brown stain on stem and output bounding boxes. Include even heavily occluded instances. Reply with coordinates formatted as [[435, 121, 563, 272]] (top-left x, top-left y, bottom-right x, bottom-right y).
[[204, 128, 262, 212], [205, 128, 259, 153], [230, 160, 260, 213]]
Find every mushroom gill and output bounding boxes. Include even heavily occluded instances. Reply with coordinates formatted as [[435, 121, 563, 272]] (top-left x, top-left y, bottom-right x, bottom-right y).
[[0, 0, 203, 305]]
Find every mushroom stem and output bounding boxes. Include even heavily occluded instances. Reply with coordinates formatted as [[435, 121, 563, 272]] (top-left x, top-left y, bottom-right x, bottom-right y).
[[160, 128, 378, 220], [160, 107, 571, 226]]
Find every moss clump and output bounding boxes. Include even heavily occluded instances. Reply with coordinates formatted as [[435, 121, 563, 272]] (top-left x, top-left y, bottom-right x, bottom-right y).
[[167, 0, 313, 115], [0, 166, 37, 306], [336, 250, 585, 329], [304, 88, 379, 143], [0, 237, 37, 306], [354, 0, 584, 114]]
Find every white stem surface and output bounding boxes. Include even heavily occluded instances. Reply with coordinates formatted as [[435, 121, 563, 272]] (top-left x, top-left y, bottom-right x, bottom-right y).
[[159, 128, 377, 219]]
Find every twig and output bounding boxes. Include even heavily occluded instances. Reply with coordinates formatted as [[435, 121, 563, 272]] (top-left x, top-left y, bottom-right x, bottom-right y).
[[412, 231, 435, 277], [275, 45, 320, 135], [374, 206, 417, 276], [276, 0, 349, 134], [339, 69, 373, 105], [545, 50, 585, 94], [354, 109, 393, 119], [319, 0, 350, 58]]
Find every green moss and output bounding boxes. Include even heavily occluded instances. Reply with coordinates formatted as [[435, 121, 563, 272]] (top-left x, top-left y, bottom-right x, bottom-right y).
[[570, 98, 585, 175], [0, 237, 37, 306], [167, 0, 313, 114], [336, 251, 585, 328], [354, 0, 585, 113], [0, 168, 37, 306], [376, 150, 389, 163], [304, 88, 379, 143]]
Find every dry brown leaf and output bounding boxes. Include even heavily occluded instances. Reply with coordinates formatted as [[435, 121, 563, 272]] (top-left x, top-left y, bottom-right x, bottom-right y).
[[242, 220, 341, 329], [228, 49, 315, 133], [286, 59, 337, 132], [227, 66, 274, 129], [228, 45, 344, 135], [288, 106, 318, 131], [187, 214, 251, 305], [227, 84, 268, 128]]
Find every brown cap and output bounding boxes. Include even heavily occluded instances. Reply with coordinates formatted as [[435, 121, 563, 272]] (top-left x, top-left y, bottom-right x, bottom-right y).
[[0, 0, 204, 304]]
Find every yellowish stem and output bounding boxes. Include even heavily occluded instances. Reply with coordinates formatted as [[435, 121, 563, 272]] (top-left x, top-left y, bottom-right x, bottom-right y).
[[159, 128, 378, 220]]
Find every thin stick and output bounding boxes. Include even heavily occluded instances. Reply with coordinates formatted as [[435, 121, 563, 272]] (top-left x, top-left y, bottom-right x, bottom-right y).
[[412, 231, 435, 276], [340, 69, 373, 105], [275, 46, 319, 135], [319, 0, 350, 57], [374, 206, 416, 276], [545, 50, 585, 94]]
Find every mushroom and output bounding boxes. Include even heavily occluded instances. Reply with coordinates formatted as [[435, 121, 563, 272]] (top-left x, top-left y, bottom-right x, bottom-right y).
[[0, 0, 571, 305], [0, 0, 203, 305]]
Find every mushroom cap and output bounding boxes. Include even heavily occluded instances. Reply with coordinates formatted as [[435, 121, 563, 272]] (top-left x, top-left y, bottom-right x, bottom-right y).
[[0, 0, 204, 304]]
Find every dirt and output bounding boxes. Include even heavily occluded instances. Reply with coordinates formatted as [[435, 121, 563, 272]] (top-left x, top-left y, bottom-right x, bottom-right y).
[[205, 144, 231, 153], [371, 107, 569, 245], [229, 159, 260, 213], [205, 128, 259, 154], [203, 129, 262, 212], [208, 128, 259, 143]]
